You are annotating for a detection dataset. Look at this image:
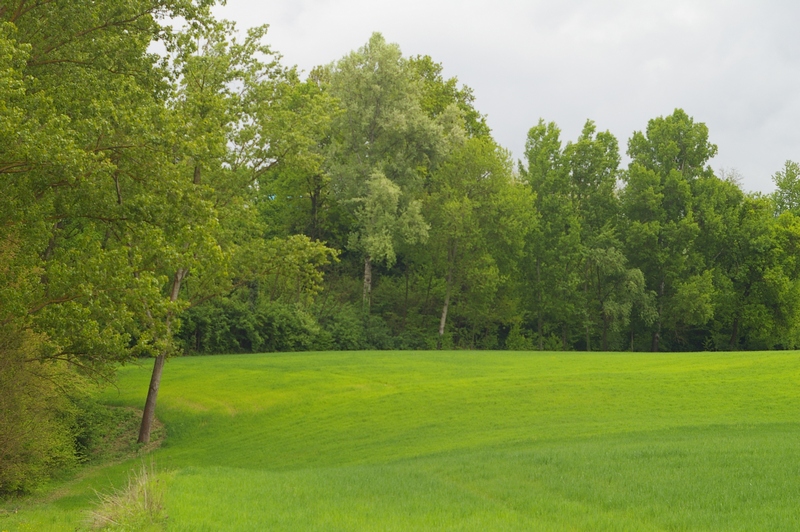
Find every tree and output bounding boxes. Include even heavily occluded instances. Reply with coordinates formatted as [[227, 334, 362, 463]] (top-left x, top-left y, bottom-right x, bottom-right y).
[[621, 109, 718, 351], [255, 67, 344, 243], [136, 20, 337, 443], [772, 160, 800, 215], [327, 33, 453, 311], [562, 120, 634, 350], [0, 0, 218, 491], [408, 54, 490, 139], [348, 173, 428, 308], [426, 137, 533, 348], [520, 120, 581, 349], [520, 119, 647, 351]]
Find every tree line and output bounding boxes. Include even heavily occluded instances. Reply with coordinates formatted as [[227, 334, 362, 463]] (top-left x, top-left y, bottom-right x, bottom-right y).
[[188, 34, 800, 356], [2, 0, 800, 493]]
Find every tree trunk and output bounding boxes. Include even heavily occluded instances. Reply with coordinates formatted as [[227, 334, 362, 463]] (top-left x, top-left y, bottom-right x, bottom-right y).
[[362, 255, 372, 311], [309, 177, 321, 240], [584, 265, 590, 351], [424, 273, 433, 308], [630, 324, 634, 352], [602, 314, 609, 351], [137, 353, 165, 444], [652, 279, 664, 352], [139, 163, 200, 444], [438, 242, 457, 349], [137, 267, 186, 444], [537, 257, 543, 350], [402, 268, 409, 331], [438, 268, 453, 349], [728, 316, 739, 350]]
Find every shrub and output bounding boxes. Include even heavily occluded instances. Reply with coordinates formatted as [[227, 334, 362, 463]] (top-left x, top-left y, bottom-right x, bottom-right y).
[[178, 298, 325, 354], [0, 327, 77, 494], [319, 303, 367, 351], [505, 324, 534, 350]]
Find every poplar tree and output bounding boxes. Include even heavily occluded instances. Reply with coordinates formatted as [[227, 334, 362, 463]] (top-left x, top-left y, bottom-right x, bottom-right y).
[[327, 33, 446, 311]]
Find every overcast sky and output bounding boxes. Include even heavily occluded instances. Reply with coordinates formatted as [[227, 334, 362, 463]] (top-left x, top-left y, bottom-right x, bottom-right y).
[[213, 0, 800, 193]]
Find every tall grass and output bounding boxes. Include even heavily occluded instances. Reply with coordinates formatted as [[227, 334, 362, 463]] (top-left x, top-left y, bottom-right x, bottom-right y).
[[88, 461, 166, 531]]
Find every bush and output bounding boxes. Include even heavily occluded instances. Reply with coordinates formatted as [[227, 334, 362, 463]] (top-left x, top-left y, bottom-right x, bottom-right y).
[[364, 314, 396, 350], [394, 327, 431, 350], [0, 325, 141, 494], [319, 303, 366, 351], [317, 303, 403, 350], [505, 324, 534, 350], [0, 327, 77, 494], [254, 302, 321, 352], [178, 298, 325, 354]]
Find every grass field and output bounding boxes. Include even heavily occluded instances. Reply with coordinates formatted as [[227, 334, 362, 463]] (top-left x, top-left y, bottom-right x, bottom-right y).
[[3, 350, 800, 530]]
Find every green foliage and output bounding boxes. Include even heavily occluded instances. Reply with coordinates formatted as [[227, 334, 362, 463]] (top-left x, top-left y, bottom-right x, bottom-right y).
[[179, 299, 323, 354], [0, 328, 76, 494], [408, 54, 490, 138], [0, 327, 141, 495], [772, 160, 800, 215], [318, 303, 368, 350], [504, 323, 534, 350], [622, 109, 718, 350], [425, 136, 532, 345], [348, 173, 429, 269], [520, 118, 641, 350]]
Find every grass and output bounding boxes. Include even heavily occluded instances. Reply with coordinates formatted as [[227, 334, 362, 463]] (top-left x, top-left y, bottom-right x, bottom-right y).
[[2, 350, 800, 530], [88, 461, 167, 531]]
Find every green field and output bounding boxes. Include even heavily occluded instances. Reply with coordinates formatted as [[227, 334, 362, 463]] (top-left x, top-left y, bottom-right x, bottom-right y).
[[3, 350, 800, 530]]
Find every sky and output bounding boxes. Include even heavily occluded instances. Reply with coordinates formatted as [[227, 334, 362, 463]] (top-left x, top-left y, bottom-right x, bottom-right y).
[[213, 0, 800, 193]]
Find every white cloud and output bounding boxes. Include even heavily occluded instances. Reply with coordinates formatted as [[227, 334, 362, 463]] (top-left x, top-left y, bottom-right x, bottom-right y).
[[214, 0, 800, 192]]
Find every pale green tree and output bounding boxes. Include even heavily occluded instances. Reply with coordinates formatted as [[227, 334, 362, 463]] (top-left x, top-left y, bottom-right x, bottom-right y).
[[327, 33, 454, 310], [772, 160, 800, 215], [348, 172, 429, 308]]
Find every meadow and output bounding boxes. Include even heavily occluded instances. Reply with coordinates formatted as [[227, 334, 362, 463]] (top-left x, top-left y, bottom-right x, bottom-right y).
[[3, 350, 800, 530]]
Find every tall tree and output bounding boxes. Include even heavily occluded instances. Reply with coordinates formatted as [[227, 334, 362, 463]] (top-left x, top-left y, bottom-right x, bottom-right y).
[[408, 54, 490, 139], [327, 33, 452, 311], [521, 119, 647, 350], [563, 121, 628, 350], [136, 20, 336, 443], [426, 137, 533, 348], [520, 120, 583, 349], [0, 0, 219, 491], [621, 109, 718, 351]]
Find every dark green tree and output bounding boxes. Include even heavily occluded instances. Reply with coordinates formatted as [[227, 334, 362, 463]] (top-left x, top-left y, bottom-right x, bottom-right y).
[[621, 109, 718, 351]]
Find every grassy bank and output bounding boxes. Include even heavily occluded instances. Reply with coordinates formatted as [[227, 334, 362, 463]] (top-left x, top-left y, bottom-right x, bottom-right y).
[[3, 350, 800, 530]]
